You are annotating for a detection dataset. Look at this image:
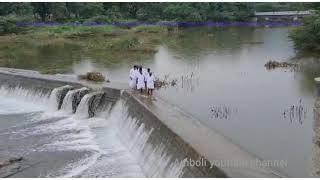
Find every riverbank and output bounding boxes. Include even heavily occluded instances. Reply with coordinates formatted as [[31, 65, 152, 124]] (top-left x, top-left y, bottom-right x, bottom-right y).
[[0, 25, 168, 74]]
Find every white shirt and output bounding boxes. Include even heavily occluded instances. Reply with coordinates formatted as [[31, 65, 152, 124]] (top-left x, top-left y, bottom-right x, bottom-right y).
[[136, 72, 145, 89], [129, 68, 135, 79], [143, 69, 149, 81], [147, 74, 155, 89]]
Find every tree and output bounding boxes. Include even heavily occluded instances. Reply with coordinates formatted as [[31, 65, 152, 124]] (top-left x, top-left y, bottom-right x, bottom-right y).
[[31, 2, 52, 21], [78, 3, 104, 19], [289, 11, 320, 51], [0, 2, 33, 16]]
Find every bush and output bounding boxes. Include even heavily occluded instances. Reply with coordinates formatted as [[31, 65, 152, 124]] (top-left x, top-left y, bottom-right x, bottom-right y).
[[28, 25, 122, 37], [289, 13, 320, 51], [0, 15, 32, 35]]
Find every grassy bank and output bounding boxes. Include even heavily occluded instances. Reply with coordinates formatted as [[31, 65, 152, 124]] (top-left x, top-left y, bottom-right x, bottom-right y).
[[0, 24, 168, 74]]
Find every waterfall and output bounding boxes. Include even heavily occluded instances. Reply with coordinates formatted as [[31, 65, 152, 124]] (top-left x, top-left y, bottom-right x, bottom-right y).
[[60, 87, 89, 114], [0, 84, 186, 177], [0, 85, 50, 105], [101, 100, 186, 178], [0, 85, 50, 114], [75, 92, 99, 119], [75, 91, 106, 118], [48, 85, 73, 111]]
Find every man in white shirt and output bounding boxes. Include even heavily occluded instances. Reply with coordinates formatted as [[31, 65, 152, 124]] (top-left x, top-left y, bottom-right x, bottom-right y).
[[129, 65, 137, 89], [147, 71, 155, 96], [136, 67, 145, 93]]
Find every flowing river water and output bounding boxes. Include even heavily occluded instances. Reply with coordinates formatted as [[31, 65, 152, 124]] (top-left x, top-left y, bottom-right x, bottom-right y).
[[1, 26, 320, 177]]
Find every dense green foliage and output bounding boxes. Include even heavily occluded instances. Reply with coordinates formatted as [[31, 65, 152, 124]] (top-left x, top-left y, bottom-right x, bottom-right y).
[[1, 2, 319, 23], [0, 2, 258, 22], [254, 2, 317, 12], [290, 11, 320, 51], [0, 2, 319, 36]]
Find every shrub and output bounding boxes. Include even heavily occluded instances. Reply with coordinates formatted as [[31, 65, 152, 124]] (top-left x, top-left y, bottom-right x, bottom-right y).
[[289, 13, 320, 51], [0, 15, 32, 35]]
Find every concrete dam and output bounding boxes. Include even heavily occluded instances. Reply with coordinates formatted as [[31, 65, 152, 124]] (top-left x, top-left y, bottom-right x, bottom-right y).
[[0, 67, 284, 178]]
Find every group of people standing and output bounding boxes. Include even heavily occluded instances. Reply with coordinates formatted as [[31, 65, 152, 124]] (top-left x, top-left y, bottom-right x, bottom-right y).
[[129, 65, 155, 95]]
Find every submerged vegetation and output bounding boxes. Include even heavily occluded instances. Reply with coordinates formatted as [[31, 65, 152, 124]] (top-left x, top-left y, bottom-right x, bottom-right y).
[[264, 60, 299, 70]]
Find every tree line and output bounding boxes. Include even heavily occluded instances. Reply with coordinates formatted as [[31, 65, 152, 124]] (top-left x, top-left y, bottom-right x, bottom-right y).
[[0, 2, 318, 23]]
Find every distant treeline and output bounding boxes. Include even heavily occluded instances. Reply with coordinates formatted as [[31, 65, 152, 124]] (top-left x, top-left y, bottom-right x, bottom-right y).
[[0, 2, 319, 23]]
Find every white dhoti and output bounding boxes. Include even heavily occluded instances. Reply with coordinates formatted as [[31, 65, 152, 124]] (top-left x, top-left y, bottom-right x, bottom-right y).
[[129, 77, 136, 88], [129, 68, 136, 89], [136, 73, 145, 90], [147, 75, 155, 89]]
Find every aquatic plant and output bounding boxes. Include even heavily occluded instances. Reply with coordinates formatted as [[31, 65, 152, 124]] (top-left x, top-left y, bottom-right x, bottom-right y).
[[264, 60, 299, 70], [154, 74, 178, 89], [283, 99, 307, 124], [209, 105, 238, 120]]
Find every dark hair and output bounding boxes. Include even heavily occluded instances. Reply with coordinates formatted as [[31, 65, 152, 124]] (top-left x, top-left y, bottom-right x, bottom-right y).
[[147, 68, 150, 72], [139, 67, 142, 74]]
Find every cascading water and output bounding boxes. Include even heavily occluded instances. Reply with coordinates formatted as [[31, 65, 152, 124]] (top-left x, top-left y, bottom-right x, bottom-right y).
[[75, 91, 105, 119], [0, 85, 50, 114], [75, 93, 95, 119], [103, 100, 186, 178], [48, 85, 73, 111], [60, 87, 89, 114], [0, 85, 186, 178]]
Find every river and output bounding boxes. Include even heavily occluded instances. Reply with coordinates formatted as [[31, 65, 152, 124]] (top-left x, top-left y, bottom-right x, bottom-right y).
[[1, 26, 320, 177]]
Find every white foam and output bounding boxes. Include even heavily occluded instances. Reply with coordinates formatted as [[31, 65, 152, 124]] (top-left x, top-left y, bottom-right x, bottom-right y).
[[60, 87, 89, 114], [0, 85, 49, 114], [48, 85, 72, 112], [100, 100, 186, 177], [0, 85, 185, 178]]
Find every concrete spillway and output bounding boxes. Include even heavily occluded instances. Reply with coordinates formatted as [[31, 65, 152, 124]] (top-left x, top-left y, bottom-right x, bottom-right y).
[[0, 67, 285, 177]]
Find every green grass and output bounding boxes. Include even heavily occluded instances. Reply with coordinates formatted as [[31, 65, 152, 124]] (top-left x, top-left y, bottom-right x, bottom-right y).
[[134, 25, 167, 33], [0, 24, 168, 74], [27, 25, 124, 37]]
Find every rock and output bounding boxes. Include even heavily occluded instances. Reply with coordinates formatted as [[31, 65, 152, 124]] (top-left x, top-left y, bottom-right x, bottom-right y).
[[0, 157, 23, 169], [77, 72, 107, 82], [86, 72, 105, 82]]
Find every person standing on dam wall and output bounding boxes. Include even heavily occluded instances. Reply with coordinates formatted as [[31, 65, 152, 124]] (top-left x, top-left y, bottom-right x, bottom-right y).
[[129, 65, 155, 96], [129, 65, 137, 89], [143, 67, 150, 89], [147, 71, 155, 96], [136, 67, 145, 93]]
